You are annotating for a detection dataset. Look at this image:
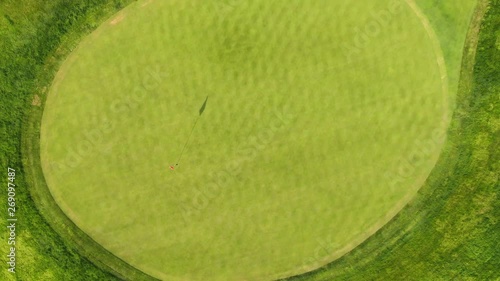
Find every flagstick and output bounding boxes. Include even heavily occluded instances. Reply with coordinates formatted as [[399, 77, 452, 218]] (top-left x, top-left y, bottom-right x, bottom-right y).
[[173, 96, 208, 168], [175, 116, 200, 166]]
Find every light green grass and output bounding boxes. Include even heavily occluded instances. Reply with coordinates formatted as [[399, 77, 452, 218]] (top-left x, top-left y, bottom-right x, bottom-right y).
[[42, 0, 450, 280], [415, 0, 478, 109]]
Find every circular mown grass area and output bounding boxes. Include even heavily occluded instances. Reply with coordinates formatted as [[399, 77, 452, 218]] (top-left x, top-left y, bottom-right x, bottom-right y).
[[41, 0, 448, 280]]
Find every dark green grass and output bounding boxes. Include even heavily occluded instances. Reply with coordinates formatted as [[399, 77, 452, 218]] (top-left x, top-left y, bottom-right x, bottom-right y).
[[0, 0, 498, 280], [285, 0, 500, 279], [0, 1, 148, 280]]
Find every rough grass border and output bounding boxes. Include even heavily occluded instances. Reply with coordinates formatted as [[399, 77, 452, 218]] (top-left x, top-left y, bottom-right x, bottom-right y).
[[20, 1, 157, 280], [284, 0, 498, 279]]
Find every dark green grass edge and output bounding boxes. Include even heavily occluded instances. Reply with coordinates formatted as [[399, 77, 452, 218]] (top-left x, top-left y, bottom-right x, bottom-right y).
[[2, 1, 156, 280], [21, 1, 158, 276], [284, 0, 500, 279], [0, 0, 497, 280], [19, 2, 158, 281]]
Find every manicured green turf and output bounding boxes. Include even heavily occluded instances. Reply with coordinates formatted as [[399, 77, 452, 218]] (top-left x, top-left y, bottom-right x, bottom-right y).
[[40, 1, 453, 279]]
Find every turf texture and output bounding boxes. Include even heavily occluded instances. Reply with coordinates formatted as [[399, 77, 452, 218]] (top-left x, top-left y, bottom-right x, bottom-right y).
[[40, 0, 469, 280]]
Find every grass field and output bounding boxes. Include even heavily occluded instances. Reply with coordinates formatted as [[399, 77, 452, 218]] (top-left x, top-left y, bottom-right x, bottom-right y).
[[40, 0, 457, 280], [1, 0, 497, 280]]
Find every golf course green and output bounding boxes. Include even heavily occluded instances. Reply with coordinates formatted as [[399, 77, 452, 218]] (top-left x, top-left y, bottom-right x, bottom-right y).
[[41, 0, 451, 280]]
